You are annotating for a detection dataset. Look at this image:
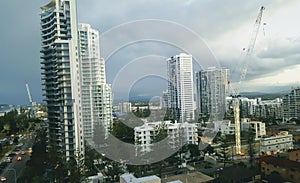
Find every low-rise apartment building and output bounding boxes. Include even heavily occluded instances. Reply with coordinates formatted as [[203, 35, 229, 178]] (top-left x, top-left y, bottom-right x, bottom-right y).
[[260, 131, 293, 155], [120, 173, 161, 183], [134, 121, 198, 154]]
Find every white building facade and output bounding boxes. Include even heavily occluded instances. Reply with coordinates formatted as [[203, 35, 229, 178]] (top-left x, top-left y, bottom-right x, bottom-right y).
[[248, 121, 266, 139], [220, 120, 266, 139], [260, 131, 293, 155], [40, 0, 84, 159], [167, 53, 195, 123], [120, 173, 161, 183], [118, 102, 132, 115], [134, 121, 198, 154], [78, 23, 112, 143]]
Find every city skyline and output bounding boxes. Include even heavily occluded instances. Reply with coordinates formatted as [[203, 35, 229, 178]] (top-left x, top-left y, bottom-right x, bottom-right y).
[[1, 0, 300, 105]]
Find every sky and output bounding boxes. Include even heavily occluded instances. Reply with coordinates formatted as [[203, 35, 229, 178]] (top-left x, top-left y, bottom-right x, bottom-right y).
[[0, 0, 300, 105]]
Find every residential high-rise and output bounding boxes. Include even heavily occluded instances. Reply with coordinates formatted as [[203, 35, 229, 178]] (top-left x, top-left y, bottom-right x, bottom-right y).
[[196, 67, 229, 121], [167, 53, 195, 123], [283, 87, 300, 120], [40, 0, 84, 159], [78, 23, 112, 143]]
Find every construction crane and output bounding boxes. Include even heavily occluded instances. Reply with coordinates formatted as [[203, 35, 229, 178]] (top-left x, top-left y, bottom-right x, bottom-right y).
[[232, 6, 265, 155], [25, 81, 37, 118], [25, 80, 33, 106]]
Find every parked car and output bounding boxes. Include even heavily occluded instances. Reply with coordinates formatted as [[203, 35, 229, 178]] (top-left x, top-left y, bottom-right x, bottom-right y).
[[0, 177, 7, 182]]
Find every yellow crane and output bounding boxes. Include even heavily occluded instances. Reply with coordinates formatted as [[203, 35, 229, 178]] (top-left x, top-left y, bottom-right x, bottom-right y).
[[232, 6, 265, 155]]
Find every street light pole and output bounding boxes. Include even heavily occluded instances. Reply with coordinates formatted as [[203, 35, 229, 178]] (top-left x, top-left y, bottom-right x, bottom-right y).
[[7, 168, 17, 183]]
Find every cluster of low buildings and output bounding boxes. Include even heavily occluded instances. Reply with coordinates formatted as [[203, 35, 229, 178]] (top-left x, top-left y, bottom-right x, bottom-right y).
[[219, 119, 294, 155], [226, 87, 300, 122], [0, 104, 20, 117]]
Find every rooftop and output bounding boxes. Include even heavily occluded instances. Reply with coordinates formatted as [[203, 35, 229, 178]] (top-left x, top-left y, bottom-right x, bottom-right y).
[[161, 172, 214, 183], [120, 173, 161, 183], [259, 156, 300, 171]]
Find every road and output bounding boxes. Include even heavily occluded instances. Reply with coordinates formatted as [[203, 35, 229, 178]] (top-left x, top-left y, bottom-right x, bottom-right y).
[[0, 133, 35, 183]]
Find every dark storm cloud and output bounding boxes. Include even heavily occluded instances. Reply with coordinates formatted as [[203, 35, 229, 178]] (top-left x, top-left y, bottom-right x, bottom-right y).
[[0, 0, 299, 104], [0, 1, 43, 105]]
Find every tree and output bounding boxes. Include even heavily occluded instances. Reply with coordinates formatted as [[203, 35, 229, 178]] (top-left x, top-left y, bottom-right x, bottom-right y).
[[188, 144, 199, 159], [65, 157, 85, 183], [247, 129, 256, 166], [152, 122, 168, 143], [204, 144, 214, 155], [152, 122, 168, 177], [84, 146, 100, 176], [267, 171, 283, 183], [111, 119, 135, 144], [219, 135, 229, 168]]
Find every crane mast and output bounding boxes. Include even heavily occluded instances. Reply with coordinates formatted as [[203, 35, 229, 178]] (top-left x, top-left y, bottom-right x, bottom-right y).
[[25, 81, 33, 106], [234, 6, 265, 155]]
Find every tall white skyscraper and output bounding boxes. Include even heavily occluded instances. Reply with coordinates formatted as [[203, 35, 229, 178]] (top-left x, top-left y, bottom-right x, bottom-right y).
[[196, 67, 229, 121], [167, 53, 195, 123], [40, 0, 84, 160], [78, 23, 113, 143]]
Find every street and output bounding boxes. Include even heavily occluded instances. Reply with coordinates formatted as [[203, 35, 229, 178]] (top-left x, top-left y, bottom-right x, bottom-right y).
[[0, 133, 35, 183]]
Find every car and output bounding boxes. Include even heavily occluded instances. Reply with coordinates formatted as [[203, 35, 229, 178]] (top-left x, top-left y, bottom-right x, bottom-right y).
[[0, 162, 8, 169], [204, 165, 213, 169], [0, 177, 6, 182], [6, 153, 15, 159], [16, 143, 23, 148], [175, 170, 184, 175], [3, 158, 11, 163], [21, 151, 25, 155], [17, 156, 22, 161]]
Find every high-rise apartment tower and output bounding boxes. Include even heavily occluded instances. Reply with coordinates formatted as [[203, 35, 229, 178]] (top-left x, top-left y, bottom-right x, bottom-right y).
[[78, 23, 112, 143], [167, 53, 195, 123], [40, 0, 84, 160], [196, 67, 229, 121]]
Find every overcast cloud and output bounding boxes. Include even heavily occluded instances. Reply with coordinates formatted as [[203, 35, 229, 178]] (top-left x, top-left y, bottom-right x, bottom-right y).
[[0, 0, 300, 105]]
